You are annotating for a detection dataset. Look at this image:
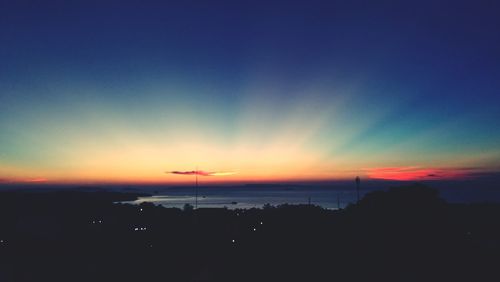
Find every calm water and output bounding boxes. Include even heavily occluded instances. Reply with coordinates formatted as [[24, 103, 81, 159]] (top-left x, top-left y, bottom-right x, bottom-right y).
[[122, 186, 361, 209], [121, 183, 500, 210]]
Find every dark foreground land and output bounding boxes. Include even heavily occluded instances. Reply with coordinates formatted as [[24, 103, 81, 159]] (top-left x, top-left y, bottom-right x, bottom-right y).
[[1, 185, 499, 282]]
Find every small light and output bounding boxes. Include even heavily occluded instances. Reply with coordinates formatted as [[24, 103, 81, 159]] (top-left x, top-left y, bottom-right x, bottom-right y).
[[140, 208, 143, 212], [253, 228, 256, 231], [0, 240, 3, 243], [134, 228, 138, 231], [260, 221, 263, 225], [232, 239, 235, 243], [92, 221, 95, 224], [99, 220, 102, 223]]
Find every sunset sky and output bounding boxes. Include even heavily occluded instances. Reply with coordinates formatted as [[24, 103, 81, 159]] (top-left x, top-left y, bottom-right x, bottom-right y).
[[1, 1, 500, 184]]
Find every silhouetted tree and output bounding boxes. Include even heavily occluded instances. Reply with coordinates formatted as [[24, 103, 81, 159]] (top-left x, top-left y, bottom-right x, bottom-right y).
[[183, 203, 194, 211]]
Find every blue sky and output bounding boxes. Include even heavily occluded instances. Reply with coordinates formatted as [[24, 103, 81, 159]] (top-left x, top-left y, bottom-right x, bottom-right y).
[[1, 0, 499, 183]]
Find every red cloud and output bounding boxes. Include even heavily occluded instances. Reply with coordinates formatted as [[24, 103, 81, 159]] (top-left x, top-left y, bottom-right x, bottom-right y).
[[365, 167, 469, 181], [25, 178, 48, 183]]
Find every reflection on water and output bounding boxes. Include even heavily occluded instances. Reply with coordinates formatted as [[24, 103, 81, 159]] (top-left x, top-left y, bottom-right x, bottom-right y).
[[121, 187, 362, 209], [118, 183, 500, 209]]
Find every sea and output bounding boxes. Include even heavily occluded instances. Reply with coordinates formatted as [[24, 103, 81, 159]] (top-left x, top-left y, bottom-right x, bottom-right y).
[[2, 180, 499, 210], [119, 180, 500, 210]]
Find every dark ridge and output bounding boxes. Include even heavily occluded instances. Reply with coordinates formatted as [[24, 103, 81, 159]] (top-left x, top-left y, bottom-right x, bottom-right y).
[[0, 185, 499, 282]]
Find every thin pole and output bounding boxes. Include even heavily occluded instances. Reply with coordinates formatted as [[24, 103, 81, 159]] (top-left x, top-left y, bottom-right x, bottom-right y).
[[195, 167, 198, 209], [355, 176, 360, 204]]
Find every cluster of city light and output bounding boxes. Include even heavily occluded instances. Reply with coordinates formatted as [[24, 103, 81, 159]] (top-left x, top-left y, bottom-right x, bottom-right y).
[[251, 221, 264, 232], [231, 218, 265, 245]]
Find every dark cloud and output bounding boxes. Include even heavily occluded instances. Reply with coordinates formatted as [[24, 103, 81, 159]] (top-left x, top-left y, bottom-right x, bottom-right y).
[[170, 170, 210, 176], [168, 170, 237, 176]]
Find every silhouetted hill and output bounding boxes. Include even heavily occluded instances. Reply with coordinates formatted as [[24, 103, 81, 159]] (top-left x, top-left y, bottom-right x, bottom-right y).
[[0, 185, 499, 282]]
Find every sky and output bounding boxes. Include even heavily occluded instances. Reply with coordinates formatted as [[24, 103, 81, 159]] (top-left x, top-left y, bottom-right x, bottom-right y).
[[1, 0, 500, 184]]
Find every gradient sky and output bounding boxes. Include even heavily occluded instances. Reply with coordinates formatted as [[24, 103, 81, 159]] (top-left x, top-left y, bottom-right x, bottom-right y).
[[1, 0, 500, 184]]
